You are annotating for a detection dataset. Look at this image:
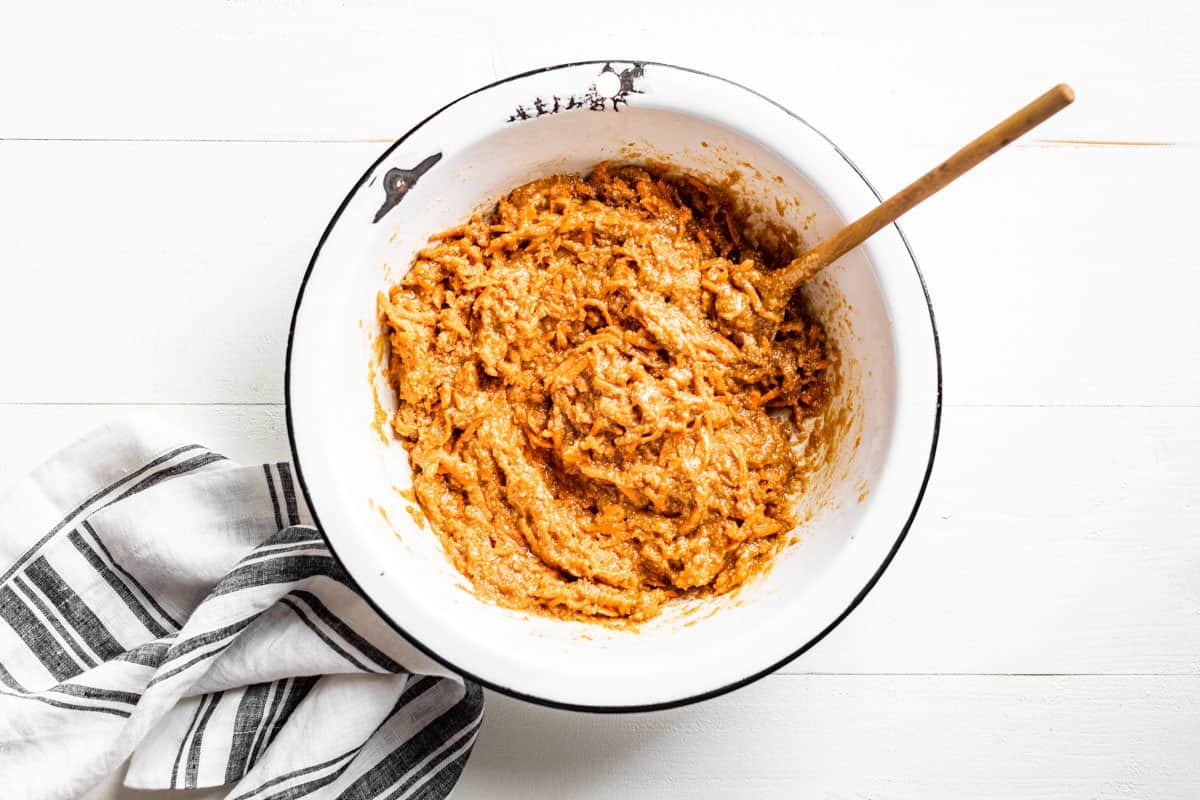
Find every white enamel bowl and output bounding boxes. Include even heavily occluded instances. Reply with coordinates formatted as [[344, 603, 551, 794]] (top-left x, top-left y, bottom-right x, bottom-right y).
[[287, 61, 941, 711]]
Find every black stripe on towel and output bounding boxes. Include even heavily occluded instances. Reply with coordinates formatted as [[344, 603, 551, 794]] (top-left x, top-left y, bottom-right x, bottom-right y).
[[68, 528, 173, 637], [213, 555, 340, 598], [229, 748, 358, 800], [342, 682, 484, 800], [0, 444, 204, 586], [239, 542, 331, 563], [110, 451, 228, 505], [164, 617, 257, 665], [276, 464, 301, 525], [380, 710, 483, 800], [0, 661, 27, 691], [229, 677, 442, 800], [269, 526, 325, 545], [81, 521, 183, 630], [278, 598, 376, 672], [10, 577, 95, 671], [258, 768, 342, 800], [48, 682, 140, 706], [25, 556, 124, 661], [249, 679, 289, 770], [185, 690, 225, 788], [0, 686, 132, 718], [289, 590, 402, 673], [226, 682, 274, 783], [263, 465, 285, 532], [149, 644, 235, 687], [172, 693, 212, 789], [258, 675, 319, 759], [146, 617, 257, 687], [407, 747, 475, 800], [0, 586, 78, 680], [117, 636, 175, 668]]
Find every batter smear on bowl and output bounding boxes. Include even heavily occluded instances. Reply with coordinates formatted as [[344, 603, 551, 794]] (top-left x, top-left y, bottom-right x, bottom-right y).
[[380, 163, 832, 622]]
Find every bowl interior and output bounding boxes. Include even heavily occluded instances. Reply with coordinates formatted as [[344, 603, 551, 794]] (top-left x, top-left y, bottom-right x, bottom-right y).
[[289, 63, 939, 709]]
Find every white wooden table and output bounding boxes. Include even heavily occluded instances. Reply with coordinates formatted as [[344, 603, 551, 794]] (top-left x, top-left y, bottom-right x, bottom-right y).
[[5, 1, 1199, 797]]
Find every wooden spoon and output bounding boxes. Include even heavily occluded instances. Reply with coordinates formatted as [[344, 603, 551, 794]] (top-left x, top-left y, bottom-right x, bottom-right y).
[[761, 83, 1075, 309]]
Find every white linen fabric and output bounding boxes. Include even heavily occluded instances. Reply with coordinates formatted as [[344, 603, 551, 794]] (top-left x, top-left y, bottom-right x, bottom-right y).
[[0, 420, 483, 799]]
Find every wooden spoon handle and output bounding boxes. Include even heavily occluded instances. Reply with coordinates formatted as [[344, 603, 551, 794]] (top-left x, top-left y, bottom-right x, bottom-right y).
[[772, 83, 1075, 295]]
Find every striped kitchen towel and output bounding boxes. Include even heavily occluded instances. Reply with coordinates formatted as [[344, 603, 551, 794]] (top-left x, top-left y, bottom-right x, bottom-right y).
[[0, 420, 483, 799]]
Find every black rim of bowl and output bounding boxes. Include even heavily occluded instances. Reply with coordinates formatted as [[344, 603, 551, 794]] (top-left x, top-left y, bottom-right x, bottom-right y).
[[285, 60, 944, 714]]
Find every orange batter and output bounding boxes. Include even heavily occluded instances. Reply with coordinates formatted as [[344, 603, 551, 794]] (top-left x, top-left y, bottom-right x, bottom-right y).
[[380, 163, 832, 622]]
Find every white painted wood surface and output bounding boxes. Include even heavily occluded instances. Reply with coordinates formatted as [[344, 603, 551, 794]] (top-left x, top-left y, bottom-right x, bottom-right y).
[[5, 0, 1199, 796]]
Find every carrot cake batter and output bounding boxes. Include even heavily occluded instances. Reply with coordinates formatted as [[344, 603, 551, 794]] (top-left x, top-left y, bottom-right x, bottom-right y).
[[380, 163, 832, 622]]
